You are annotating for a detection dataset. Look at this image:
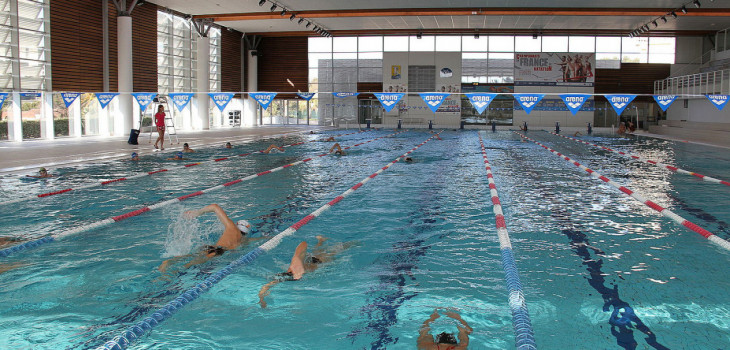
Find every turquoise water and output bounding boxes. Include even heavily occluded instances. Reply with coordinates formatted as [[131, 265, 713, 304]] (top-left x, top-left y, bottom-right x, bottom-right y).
[[1, 129, 729, 349]]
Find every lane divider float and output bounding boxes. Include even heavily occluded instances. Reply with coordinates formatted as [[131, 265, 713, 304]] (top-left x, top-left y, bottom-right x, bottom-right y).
[[546, 131, 730, 187], [0, 130, 407, 258], [478, 132, 537, 350], [515, 131, 730, 252], [94, 132, 442, 350], [1, 130, 368, 206]]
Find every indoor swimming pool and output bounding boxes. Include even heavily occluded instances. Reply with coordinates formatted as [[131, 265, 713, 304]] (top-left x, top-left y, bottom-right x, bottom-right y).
[[1, 128, 729, 349]]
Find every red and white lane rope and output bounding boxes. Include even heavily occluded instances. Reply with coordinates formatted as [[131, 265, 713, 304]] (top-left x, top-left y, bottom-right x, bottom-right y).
[[515, 131, 730, 252], [546, 131, 730, 187], [2, 130, 367, 206]]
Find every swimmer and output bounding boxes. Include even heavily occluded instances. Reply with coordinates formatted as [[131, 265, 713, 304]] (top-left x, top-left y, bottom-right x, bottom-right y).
[[158, 204, 265, 273], [258, 235, 355, 308], [182, 143, 195, 153], [573, 131, 583, 137], [617, 122, 626, 135], [263, 144, 285, 154], [329, 143, 346, 156], [417, 309, 472, 350], [322, 136, 336, 142], [405, 157, 414, 163], [225, 142, 232, 149], [129, 152, 140, 161], [27, 167, 54, 178], [0, 236, 24, 249], [429, 130, 442, 140], [166, 151, 187, 161]]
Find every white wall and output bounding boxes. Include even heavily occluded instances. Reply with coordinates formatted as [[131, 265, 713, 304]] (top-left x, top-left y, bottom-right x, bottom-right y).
[[667, 97, 730, 123], [671, 36, 704, 77]]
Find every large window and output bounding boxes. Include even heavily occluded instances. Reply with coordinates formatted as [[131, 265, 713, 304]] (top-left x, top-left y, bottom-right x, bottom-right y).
[[0, 0, 50, 91]]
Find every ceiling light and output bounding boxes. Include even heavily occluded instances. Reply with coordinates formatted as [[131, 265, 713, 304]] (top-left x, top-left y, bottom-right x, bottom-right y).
[[652, 20, 657, 27], [694, 0, 701, 8], [280, 8, 287, 16], [417, 32, 422, 39], [474, 33, 479, 39], [258, 0, 266, 6], [306, 21, 312, 28], [644, 24, 650, 31], [290, 13, 296, 21], [681, 6, 687, 14], [270, 4, 276, 11], [670, 11, 677, 18], [298, 18, 304, 24], [628, 33, 633, 38], [661, 16, 667, 23], [313, 25, 319, 31]]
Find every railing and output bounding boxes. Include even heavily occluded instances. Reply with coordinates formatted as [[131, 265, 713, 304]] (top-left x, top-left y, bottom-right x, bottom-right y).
[[654, 69, 730, 96], [717, 28, 730, 54]]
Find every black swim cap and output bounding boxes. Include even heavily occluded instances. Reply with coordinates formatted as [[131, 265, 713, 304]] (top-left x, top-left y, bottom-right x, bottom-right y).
[[436, 332, 457, 344]]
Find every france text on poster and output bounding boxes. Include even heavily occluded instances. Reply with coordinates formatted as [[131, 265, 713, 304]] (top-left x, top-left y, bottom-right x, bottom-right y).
[[514, 53, 595, 87]]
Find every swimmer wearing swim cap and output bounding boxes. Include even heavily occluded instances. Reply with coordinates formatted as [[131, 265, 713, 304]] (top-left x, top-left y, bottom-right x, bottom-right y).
[[182, 143, 196, 153], [166, 151, 187, 161], [27, 167, 54, 178], [417, 309, 472, 350], [130, 152, 139, 161]]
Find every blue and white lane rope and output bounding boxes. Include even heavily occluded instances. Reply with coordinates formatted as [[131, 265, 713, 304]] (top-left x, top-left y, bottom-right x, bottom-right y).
[[94, 132, 442, 350], [0, 131, 407, 259], [478, 132, 537, 350]]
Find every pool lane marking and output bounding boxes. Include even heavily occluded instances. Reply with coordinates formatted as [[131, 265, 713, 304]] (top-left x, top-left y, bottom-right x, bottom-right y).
[[93, 132, 442, 350], [545, 131, 730, 187], [478, 132, 537, 350], [1, 130, 368, 206], [515, 131, 730, 252], [0, 130, 407, 258]]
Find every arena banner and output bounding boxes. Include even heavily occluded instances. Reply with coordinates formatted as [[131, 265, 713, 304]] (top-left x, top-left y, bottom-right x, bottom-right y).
[[373, 93, 404, 113], [605, 94, 636, 115], [60, 92, 81, 108], [169, 93, 194, 112], [208, 92, 234, 112], [465, 93, 499, 114], [514, 53, 595, 86], [559, 94, 591, 115], [513, 94, 545, 114], [297, 92, 315, 101], [333, 92, 359, 98], [95, 93, 119, 109], [0, 92, 7, 107], [20, 92, 41, 98], [419, 93, 451, 113], [653, 95, 677, 112], [706, 94, 729, 111], [131, 93, 157, 111], [250, 92, 277, 110]]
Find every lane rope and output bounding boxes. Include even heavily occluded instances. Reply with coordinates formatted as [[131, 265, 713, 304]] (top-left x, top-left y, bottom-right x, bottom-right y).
[[545, 131, 730, 187], [93, 132, 442, 350], [515, 131, 730, 252], [1, 130, 368, 206], [478, 132, 537, 350], [0, 130, 407, 259]]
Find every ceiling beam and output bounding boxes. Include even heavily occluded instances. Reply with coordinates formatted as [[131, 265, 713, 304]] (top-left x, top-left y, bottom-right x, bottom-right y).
[[245, 28, 716, 37], [194, 7, 730, 21]]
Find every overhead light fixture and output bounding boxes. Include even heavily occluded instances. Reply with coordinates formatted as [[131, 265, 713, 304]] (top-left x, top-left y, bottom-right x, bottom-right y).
[[417, 32, 422, 39], [644, 24, 650, 31], [258, 0, 266, 6], [474, 33, 479, 39], [306, 21, 312, 28], [694, 0, 701, 8], [628, 33, 633, 38], [661, 16, 667, 23], [270, 4, 276, 11], [532, 34, 538, 39], [280, 8, 287, 16], [290, 13, 296, 21], [298, 18, 304, 24], [313, 25, 319, 31], [681, 6, 687, 14], [652, 20, 658, 27], [670, 11, 677, 18]]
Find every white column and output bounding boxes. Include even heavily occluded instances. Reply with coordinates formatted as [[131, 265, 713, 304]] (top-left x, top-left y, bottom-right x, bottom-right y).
[[117, 15, 134, 136], [9, 92, 22, 141], [99, 101, 110, 136], [244, 50, 258, 126], [70, 97, 82, 137], [196, 36, 210, 130], [41, 92, 54, 140]]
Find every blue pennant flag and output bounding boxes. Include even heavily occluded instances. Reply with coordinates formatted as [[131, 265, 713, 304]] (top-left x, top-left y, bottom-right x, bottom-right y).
[[465, 93, 498, 114], [559, 94, 591, 115], [169, 93, 194, 112], [297, 92, 315, 101], [250, 92, 277, 110], [373, 93, 405, 112], [706, 94, 730, 111], [653, 95, 677, 112], [332, 92, 359, 98], [605, 94, 637, 115], [209, 92, 235, 112], [0, 92, 7, 107], [95, 93, 119, 109], [419, 93, 451, 113], [20, 92, 41, 98], [60, 92, 81, 108], [514, 94, 545, 114], [131, 93, 157, 111]]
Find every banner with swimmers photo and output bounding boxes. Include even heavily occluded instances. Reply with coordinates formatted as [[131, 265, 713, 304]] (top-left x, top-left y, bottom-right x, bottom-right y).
[[373, 93, 404, 112], [169, 93, 194, 112], [514, 53, 595, 87], [60, 92, 81, 108]]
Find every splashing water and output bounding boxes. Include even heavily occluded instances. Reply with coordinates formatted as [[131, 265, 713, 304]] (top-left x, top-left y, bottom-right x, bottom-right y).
[[161, 210, 218, 258]]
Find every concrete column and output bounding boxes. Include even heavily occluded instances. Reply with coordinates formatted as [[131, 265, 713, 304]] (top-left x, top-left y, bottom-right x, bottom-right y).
[[117, 15, 134, 136], [70, 97, 82, 137], [196, 36, 210, 130], [9, 92, 22, 141], [244, 50, 258, 126], [41, 92, 54, 139]]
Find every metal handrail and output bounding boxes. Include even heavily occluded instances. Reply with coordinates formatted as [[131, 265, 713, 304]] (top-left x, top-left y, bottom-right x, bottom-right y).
[[654, 69, 729, 96]]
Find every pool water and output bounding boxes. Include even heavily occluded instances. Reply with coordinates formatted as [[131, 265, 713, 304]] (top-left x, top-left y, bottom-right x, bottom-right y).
[[1, 129, 730, 349]]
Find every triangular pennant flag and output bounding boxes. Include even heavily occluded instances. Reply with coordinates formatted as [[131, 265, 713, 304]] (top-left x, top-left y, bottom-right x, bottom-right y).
[[373, 93, 405, 112], [0, 92, 7, 108], [465, 93, 498, 114], [513, 94, 545, 114], [559, 94, 591, 115], [60, 92, 81, 108], [250, 92, 278, 110], [169, 93, 194, 112], [332, 92, 359, 98], [653, 95, 677, 112], [297, 92, 315, 101], [208, 93, 235, 112], [131, 93, 157, 112], [95, 93, 119, 109], [605, 94, 636, 115], [706, 94, 729, 111], [20, 92, 41, 98], [419, 93, 451, 113]]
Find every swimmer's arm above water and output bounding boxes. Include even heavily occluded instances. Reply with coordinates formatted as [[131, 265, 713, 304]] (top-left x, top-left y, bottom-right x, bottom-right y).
[[185, 204, 236, 229], [416, 309, 440, 348], [258, 279, 283, 308]]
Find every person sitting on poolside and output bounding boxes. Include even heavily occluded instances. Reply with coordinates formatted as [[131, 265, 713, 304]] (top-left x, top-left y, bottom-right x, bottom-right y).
[[263, 144, 285, 154], [329, 143, 346, 156], [27, 167, 54, 178], [258, 236, 354, 308], [166, 151, 188, 161], [417, 309, 472, 350], [158, 204, 265, 273], [182, 143, 196, 153], [225, 142, 233, 149]]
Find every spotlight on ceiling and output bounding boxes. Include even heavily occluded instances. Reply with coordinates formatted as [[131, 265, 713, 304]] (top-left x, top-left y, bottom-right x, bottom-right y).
[[298, 18, 304, 24], [628, 33, 633, 38], [416, 32, 422, 39], [652, 20, 658, 27], [644, 24, 650, 31], [280, 8, 287, 16], [270, 4, 276, 11], [661, 16, 667, 23], [681, 6, 687, 14], [313, 25, 319, 31], [290, 13, 296, 21], [694, 0, 701, 8], [670, 11, 677, 18], [258, 0, 266, 6], [306, 21, 312, 28], [474, 33, 479, 39]]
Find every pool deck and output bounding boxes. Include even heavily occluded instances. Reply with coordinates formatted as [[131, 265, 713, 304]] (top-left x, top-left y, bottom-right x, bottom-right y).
[[0, 125, 332, 175]]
